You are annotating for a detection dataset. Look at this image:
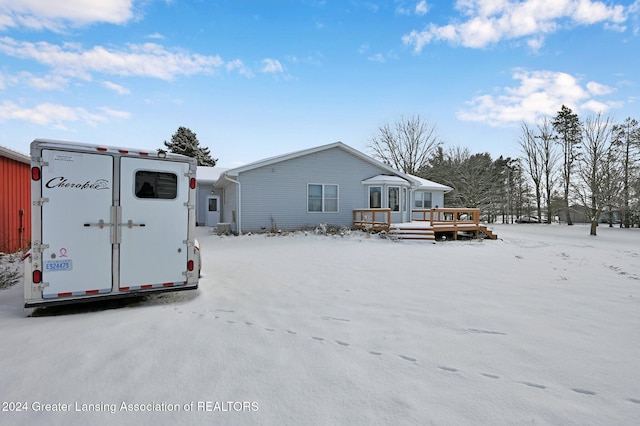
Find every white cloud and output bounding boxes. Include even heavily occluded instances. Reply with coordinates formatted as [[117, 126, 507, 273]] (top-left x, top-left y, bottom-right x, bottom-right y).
[[102, 81, 130, 95], [368, 53, 386, 63], [0, 70, 68, 90], [0, 37, 225, 81], [457, 69, 620, 126], [403, 0, 630, 51], [98, 106, 131, 119], [226, 59, 254, 78], [415, 1, 430, 16], [586, 81, 614, 96], [261, 58, 284, 74], [0, 0, 135, 32], [0, 100, 122, 128]]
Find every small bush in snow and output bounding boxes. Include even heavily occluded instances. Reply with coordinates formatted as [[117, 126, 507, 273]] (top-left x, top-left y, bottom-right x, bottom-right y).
[[0, 253, 22, 290]]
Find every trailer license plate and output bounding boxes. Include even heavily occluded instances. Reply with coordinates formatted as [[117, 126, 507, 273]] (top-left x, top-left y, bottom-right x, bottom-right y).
[[44, 260, 73, 271]]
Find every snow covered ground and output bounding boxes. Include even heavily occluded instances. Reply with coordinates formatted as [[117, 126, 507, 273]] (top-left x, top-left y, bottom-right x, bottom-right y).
[[1, 223, 639, 425]]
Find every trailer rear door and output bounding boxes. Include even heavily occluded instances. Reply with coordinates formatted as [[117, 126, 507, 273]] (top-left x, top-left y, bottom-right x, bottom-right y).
[[40, 149, 114, 298], [118, 157, 190, 291]]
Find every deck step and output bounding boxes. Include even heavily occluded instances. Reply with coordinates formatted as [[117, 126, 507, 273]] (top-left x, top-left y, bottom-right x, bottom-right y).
[[478, 225, 498, 240], [389, 227, 436, 241]]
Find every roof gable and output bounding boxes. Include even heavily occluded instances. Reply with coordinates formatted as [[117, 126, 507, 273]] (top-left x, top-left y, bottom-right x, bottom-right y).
[[219, 141, 420, 184]]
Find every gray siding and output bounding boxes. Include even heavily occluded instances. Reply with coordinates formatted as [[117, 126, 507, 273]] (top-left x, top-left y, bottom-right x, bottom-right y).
[[222, 181, 238, 230], [238, 147, 391, 232]]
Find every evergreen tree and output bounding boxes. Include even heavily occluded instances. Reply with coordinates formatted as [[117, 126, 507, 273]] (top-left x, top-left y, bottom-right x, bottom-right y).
[[552, 105, 582, 225], [163, 126, 217, 166]]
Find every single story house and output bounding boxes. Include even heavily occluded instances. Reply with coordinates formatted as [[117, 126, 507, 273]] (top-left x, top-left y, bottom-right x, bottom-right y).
[[197, 142, 451, 233], [0, 145, 31, 252]]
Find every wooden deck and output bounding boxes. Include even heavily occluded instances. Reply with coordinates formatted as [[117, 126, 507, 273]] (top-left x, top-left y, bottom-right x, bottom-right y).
[[353, 208, 498, 241]]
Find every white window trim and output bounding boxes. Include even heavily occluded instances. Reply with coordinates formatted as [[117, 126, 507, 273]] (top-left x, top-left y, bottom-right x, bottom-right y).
[[307, 183, 339, 213]]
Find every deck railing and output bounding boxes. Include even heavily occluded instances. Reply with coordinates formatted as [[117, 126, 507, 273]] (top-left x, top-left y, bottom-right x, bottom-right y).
[[412, 208, 481, 225], [353, 208, 391, 231]]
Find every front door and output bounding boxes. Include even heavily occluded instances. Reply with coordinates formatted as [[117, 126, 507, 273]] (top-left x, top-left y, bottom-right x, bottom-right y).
[[205, 196, 220, 227]]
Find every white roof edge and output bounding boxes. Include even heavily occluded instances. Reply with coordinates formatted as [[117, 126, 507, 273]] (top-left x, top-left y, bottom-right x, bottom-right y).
[[408, 174, 453, 193], [0, 144, 30, 164]]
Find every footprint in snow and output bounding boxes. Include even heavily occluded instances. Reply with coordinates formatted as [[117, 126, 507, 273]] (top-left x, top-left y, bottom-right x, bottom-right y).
[[320, 316, 351, 322], [312, 336, 324, 341], [369, 351, 382, 356], [335, 340, 350, 346], [572, 388, 596, 396], [481, 373, 499, 379], [286, 330, 297, 335], [627, 398, 640, 404], [439, 366, 458, 372], [520, 381, 546, 389], [399, 355, 416, 362]]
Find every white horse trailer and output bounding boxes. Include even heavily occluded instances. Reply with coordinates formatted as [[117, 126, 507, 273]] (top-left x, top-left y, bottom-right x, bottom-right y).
[[24, 139, 200, 308]]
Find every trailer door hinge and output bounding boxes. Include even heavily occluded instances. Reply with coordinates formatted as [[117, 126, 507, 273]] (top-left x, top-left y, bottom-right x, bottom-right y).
[[33, 157, 49, 167], [33, 198, 49, 206], [33, 282, 49, 291], [31, 241, 50, 255]]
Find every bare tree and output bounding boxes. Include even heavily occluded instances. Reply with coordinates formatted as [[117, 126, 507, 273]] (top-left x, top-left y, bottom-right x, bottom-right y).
[[519, 122, 544, 221], [369, 115, 442, 175], [538, 118, 560, 224], [575, 113, 619, 236], [612, 117, 640, 228]]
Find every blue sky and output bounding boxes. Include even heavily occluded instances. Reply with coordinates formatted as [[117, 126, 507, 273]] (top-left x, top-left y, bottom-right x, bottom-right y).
[[1, 0, 638, 167]]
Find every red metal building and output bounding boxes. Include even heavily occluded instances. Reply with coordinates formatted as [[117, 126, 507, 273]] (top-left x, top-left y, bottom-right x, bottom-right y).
[[1, 145, 31, 253]]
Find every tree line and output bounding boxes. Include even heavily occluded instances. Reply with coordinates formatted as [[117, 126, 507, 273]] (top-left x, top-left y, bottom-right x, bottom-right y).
[[369, 111, 640, 235]]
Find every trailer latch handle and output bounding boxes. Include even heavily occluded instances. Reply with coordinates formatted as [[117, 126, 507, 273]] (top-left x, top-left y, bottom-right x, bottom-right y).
[[124, 220, 146, 228], [83, 219, 112, 229]]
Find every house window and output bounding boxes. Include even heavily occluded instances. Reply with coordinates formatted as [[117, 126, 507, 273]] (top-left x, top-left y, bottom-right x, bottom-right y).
[[389, 187, 400, 211], [369, 186, 382, 208], [135, 171, 177, 199], [414, 192, 432, 209], [308, 184, 338, 213]]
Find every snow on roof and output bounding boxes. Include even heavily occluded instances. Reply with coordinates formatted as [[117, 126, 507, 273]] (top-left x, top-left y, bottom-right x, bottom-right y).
[[408, 174, 453, 192], [361, 174, 411, 185], [196, 166, 229, 183]]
